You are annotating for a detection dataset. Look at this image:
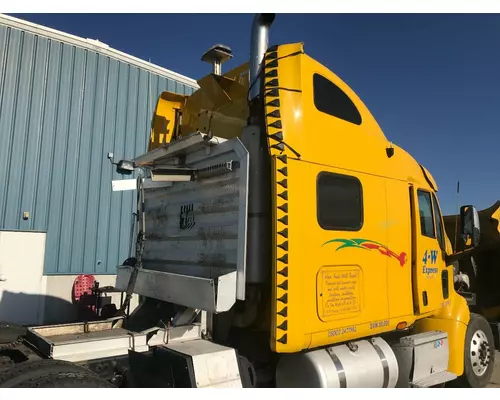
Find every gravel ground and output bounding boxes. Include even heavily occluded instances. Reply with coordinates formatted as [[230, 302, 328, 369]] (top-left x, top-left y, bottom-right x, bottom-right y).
[[487, 351, 500, 387]]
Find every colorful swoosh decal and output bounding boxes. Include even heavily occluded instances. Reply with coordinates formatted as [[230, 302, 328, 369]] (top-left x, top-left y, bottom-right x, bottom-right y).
[[322, 238, 407, 267]]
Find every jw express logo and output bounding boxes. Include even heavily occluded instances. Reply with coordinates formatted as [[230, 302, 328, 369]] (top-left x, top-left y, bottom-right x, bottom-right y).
[[422, 249, 439, 276]]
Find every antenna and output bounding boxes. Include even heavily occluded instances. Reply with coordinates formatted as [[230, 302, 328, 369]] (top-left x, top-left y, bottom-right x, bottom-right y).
[[453, 180, 460, 251]]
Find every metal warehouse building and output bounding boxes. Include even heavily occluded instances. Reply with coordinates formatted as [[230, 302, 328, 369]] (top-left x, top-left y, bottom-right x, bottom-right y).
[[0, 14, 198, 325]]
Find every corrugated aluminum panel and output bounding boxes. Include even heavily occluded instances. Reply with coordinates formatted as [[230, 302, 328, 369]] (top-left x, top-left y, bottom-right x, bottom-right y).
[[0, 24, 198, 274], [115, 133, 250, 310], [142, 140, 248, 280]]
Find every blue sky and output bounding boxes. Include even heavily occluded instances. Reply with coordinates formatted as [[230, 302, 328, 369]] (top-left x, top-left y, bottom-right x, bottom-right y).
[[10, 13, 499, 215]]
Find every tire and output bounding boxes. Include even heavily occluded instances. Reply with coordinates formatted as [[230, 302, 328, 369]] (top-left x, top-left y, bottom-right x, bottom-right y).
[[0, 359, 114, 388], [455, 313, 495, 388]]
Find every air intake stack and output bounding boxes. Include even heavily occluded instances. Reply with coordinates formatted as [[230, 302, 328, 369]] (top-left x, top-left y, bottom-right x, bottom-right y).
[[201, 44, 233, 76]]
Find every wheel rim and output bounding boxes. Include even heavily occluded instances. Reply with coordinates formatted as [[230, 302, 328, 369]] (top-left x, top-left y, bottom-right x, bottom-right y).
[[469, 329, 491, 377]]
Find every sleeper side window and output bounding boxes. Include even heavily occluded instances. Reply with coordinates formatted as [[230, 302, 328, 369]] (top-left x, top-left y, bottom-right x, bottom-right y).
[[313, 73, 362, 126], [417, 190, 435, 238], [317, 172, 363, 231]]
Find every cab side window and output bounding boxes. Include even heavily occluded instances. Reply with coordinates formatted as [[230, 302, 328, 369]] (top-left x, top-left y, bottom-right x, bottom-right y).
[[432, 194, 446, 251], [417, 190, 435, 238]]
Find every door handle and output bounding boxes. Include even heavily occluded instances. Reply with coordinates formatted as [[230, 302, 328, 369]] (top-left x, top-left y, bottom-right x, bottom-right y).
[[0, 274, 6, 282]]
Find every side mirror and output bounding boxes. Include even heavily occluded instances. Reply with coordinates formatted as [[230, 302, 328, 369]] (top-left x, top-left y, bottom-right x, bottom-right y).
[[460, 205, 480, 249], [116, 160, 135, 175]]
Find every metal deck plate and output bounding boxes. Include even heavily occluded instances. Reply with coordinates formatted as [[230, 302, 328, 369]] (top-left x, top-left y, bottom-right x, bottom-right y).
[[44, 327, 131, 345], [26, 320, 148, 363], [412, 371, 457, 388]]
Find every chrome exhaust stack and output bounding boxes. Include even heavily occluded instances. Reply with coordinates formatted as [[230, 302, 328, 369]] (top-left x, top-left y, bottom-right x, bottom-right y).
[[249, 13, 276, 101], [242, 14, 276, 286]]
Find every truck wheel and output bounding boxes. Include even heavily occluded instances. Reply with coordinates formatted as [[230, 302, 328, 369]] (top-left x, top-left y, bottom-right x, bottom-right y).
[[0, 359, 114, 388], [456, 313, 495, 388]]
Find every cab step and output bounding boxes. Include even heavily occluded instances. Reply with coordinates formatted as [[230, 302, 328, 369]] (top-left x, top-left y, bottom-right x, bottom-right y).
[[391, 330, 456, 388], [412, 371, 457, 388]]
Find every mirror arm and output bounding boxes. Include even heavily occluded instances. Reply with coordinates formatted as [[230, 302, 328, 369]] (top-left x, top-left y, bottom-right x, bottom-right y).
[[445, 248, 474, 265]]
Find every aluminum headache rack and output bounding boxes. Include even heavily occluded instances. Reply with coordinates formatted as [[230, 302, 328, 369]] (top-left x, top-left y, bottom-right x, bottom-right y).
[[114, 132, 250, 313]]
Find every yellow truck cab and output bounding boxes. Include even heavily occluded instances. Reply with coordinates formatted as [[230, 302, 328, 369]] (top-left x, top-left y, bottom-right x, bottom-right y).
[[113, 13, 491, 388], [0, 13, 492, 389], [114, 13, 491, 388]]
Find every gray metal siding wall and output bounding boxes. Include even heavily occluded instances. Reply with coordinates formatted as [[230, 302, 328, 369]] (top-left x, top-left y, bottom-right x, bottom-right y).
[[0, 25, 197, 274]]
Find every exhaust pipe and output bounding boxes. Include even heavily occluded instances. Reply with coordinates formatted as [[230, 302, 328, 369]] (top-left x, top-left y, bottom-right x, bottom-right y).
[[241, 14, 275, 287], [249, 13, 276, 101]]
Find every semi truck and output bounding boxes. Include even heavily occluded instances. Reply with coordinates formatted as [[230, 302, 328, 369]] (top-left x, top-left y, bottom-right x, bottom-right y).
[[444, 202, 500, 339], [0, 13, 494, 388]]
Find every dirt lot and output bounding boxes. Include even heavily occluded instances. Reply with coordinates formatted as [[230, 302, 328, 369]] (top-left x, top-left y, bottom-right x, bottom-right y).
[[487, 351, 500, 387]]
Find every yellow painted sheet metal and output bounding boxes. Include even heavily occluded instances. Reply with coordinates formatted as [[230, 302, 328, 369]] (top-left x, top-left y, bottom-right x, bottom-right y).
[[149, 92, 186, 150], [265, 42, 464, 353], [147, 62, 250, 151]]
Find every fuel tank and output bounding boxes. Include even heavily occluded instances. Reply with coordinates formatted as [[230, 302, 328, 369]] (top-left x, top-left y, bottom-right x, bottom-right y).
[[276, 337, 399, 388]]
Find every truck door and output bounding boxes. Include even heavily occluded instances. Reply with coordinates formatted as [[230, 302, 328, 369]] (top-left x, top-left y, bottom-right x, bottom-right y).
[[411, 186, 447, 314]]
